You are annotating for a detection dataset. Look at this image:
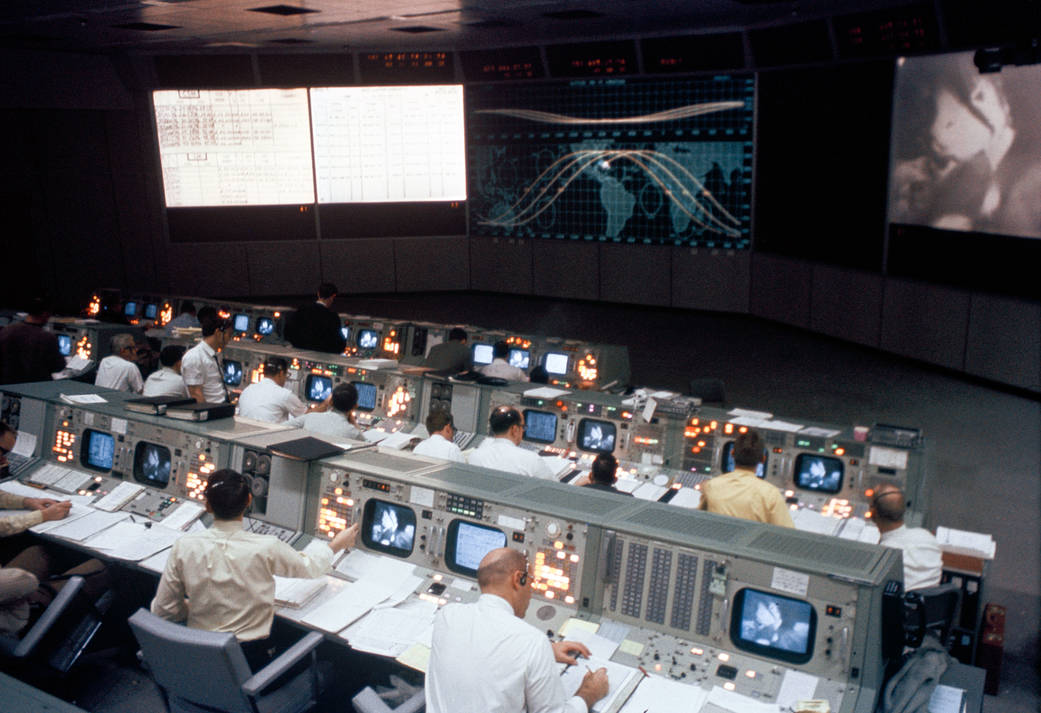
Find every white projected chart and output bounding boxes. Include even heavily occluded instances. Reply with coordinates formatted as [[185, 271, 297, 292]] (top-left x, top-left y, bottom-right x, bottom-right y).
[[311, 85, 467, 203], [154, 89, 315, 207]]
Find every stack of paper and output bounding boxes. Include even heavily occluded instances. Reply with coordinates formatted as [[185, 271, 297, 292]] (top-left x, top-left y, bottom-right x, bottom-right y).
[[93, 482, 145, 512], [274, 576, 328, 608], [85, 520, 182, 561], [560, 657, 641, 713], [342, 598, 437, 656], [936, 527, 996, 559]]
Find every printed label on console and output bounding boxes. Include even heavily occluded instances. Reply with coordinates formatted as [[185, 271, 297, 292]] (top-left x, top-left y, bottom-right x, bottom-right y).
[[771, 567, 810, 596]]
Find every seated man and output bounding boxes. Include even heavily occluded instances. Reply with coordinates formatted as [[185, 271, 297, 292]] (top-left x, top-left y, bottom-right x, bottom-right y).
[[468, 407, 555, 480], [581, 453, 632, 496], [698, 429, 794, 528], [478, 341, 529, 382], [151, 469, 358, 669], [871, 484, 943, 591], [143, 345, 189, 399], [284, 283, 346, 355], [424, 328, 471, 374], [412, 410, 464, 463], [427, 547, 608, 713], [236, 357, 308, 423], [94, 333, 144, 393], [165, 301, 199, 330], [288, 383, 362, 441]]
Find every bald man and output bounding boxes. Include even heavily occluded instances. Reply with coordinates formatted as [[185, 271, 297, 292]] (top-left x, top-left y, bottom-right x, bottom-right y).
[[871, 484, 943, 591], [427, 548, 609, 713]]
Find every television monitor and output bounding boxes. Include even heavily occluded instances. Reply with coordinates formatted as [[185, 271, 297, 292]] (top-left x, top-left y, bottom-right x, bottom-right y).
[[543, 352, 569, 375], [508, 348, 530, 369], [222, 360, 243, 387], [444, 520, 507, 578], [340, 326, 351, 341], [56, 334, 72, 357], [353, 381, 378, 411], [133, 441, 172, 487], [232, 314, 250, 333], [472, 343, 494, 365], [144, 303, 158, 320], [123, 301, 138, 317], [358, 329, 379, 349], [722, 441, 767, 478], [256, 317, 275, 336], [794, 454, 844, 494], [80, 429, 115, 472], [577, 418, 616, 454], [362, 499, 417, 558], [523, 409, 558, 445], [306, 374, 333, 403], [731, 588, 816, 665]]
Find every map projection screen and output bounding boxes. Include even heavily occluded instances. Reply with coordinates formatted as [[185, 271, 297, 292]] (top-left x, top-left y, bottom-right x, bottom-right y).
[[310, 85, 467, 203], [889, 52, 1041, 239], [466, 76, 754, 248], [153, 89, 315, 207]]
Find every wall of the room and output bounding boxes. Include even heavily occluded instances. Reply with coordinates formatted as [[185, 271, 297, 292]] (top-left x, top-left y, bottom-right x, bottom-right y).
[[2, 49, 1038, 395]]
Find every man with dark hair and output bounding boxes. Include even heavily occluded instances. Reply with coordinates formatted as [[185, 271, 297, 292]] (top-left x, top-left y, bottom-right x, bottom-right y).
[[468, 406, 555, 480], [0, 296, 66, 385], [284, 283, 346, 354], [143, 345, 189, 398], [288, 382, 362, 440], [181, 314, 233, 403], [871, 484, 943, 591], [424, 328, 472, 373], [698, 429, 794, 528], [413, 409, 463, 462], [166, 301, 199, 330], [94, 333, 145, 393], [236, 357, 308, 423], [151, 469, 358, 669], [478, 341, 529, 382], [582, 453, 632, 496], [427, 547, 608, 713]]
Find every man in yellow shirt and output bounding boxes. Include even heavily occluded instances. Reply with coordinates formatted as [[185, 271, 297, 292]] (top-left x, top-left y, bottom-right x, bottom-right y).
[[699, 429, 794, 528]]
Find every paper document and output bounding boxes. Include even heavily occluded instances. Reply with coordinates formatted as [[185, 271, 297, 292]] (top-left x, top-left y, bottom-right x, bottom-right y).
[[93, 481, 145, 511], [632, 483, 667, 501], [158, 501, 205, 531], [729, 408, 774, 420], [799, 427, 840, 438], [560, 627, 619, 661], [362, 430, 391, 443], [86, 520, 181, 561], [928, 684, 965, 713], [343, 598, 437, 656], [300, 578, 398, 633], [668, 487, 702, 509], [523, 386, 571, 399], [47, 509, 129, 542], [378, 431, 419, 450], [274, 576, 327, 608], [776, 670, 819, 710], [65, 355, 92, 371], [12, 431, 36, 457], [561, 657, 640, 713], [60, 393, 107, 404], [936, 527, 996, 559], [619, 675, 706, 713], [705, 685, 781, 713], [764, 420, 804, 432], [0, 479, 94, 507], [396, 643, 431, 672], [30, 503, 93, 534]]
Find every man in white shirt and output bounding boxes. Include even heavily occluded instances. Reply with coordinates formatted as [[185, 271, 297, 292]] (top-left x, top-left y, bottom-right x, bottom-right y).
[[181, 314, 233, 404], [288, 383, 362, 441], [236, 357, 308, 423], [427, 547, 608, 713], [479, 341, 529, 382], [151, 468, 358, 670], [468, 406, 556, 480], [143, 345, 190, 399], [94, 333, 144, 393], [412, 409, 463, 462], [872, 484, 944, 591]]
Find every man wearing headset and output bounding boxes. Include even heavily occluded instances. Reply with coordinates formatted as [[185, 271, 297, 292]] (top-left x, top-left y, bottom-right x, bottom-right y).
[[427, 548, 609, 713], [871, 484, 943, 591], [468, 406, 556, 480]]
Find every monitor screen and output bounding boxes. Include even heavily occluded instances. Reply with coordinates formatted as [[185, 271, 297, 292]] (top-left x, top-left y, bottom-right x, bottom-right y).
[[257, 317, 275, 336], [472, 343, 494, 365], [731, 588, 816, 665], [444, 519, 507, 578], [543, 352, 569, 375], [306, 374, 333, 403], [794, 454, 844, 494], [353, 381, 378, 411], [523, 409, 558, 445], [577, 418, 616, 454], [232, 314, 250, 333], [133, 441, 172, 487], [222, 360, 243, 387], [123, 301, 137, 317], [57, 334, 72, 357], [144, 303, 158, 320], [362, 499, 417, 558], [340, 326, 351, 341], [358, 329, 378, 349], [80, 429, 115, 472], [722, 441, 766, 478], [508, 348, 530, 369]]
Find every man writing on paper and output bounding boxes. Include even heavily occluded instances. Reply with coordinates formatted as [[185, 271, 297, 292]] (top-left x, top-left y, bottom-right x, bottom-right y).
[[427, 547, 609, 713]]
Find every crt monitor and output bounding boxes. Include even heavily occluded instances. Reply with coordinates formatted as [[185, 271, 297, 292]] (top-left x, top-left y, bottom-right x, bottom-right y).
[[353, 381, 378, 411], [794, 454, 844, 494], [508, 348, 530, 369], [543, 352, 569, 376], [144, 303, 158, 320], [123, 301, 138, 317], [362, 499, 417, 558], [306, 374, 333, 403], [722, 441, 766, 478], [56, 334, 72, 357], [256, 317, 275, 336], [80, 429, 115, 472], [523, 409, 558, 445], [222, 359, 243, 387], [577, 418, 616, 454], [357, 329, 379, 349], [731, 588, 816, 665], [232, 313, 250, 333], [444, 519, 507, 578], [133, 441, 172, 487], [472, 343, 494, 366]]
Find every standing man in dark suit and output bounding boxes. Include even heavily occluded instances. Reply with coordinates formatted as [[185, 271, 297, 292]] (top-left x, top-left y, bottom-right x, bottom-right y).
[[284, 282, 346, 354]]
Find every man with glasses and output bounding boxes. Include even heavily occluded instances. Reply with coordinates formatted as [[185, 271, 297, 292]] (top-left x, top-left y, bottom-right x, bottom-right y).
[[94, 333, 145, 394], [468, 406, 556, 480]]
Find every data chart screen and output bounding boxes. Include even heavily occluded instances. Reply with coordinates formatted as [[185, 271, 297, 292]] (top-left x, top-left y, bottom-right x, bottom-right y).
[[466, 76, 754, 248], [153, 89, 315, 207]]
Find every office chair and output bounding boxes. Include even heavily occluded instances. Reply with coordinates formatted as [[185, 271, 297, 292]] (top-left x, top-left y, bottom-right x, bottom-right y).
[[903, 581, 961, 649], [688, 377, 726, 406], [128, 609, 327, 713], [351, 685, 425, 713]]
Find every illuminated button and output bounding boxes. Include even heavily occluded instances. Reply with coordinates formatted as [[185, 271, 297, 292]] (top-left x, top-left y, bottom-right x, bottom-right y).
[[654, 663, 662, 672], [690, 647, 703, 656], [723, 682, 736, 691], [553, 540, 564, 549], [717, 653, 729, 662], [564, 596, 575, 604], [433, 574, 442, 581], [745, 670, 756, 679], [570, 554, 580, 563]]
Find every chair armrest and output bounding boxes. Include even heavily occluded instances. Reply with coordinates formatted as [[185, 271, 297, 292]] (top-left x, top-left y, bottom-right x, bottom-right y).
[[241, 630, 323, 697], [9, 576, 86, 659]]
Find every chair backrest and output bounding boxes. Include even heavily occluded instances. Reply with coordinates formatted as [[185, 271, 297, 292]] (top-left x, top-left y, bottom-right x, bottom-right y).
[[688, 377, 726, 404], [0, 576, 86, 660], [904, 581, 961, 648], [128, 609, 255, 713]]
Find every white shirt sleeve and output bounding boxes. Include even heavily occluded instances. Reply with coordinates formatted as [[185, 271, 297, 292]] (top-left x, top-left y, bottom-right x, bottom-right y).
[[525, 638, 589, 713]]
